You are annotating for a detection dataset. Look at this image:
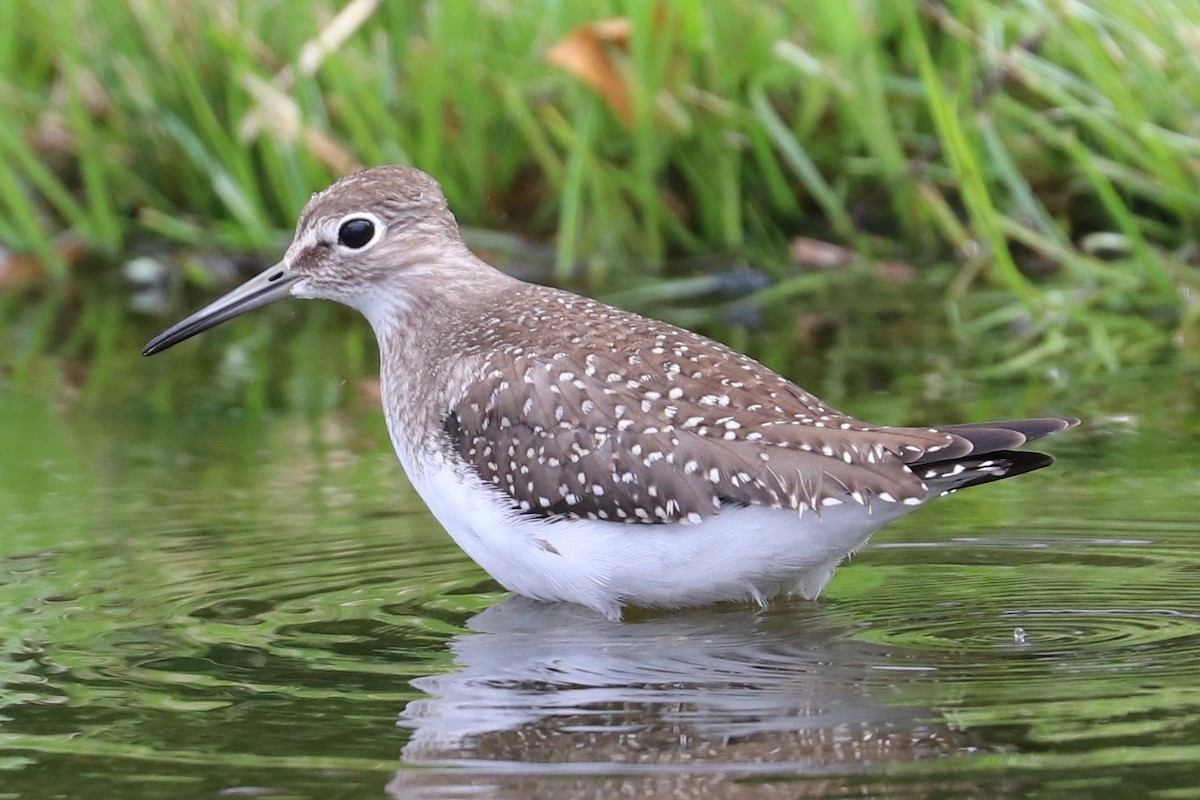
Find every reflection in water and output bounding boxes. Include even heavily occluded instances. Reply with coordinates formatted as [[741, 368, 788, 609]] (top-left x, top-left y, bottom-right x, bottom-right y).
[[2, 398, 1200, 798], [390, 598, 986, 798]]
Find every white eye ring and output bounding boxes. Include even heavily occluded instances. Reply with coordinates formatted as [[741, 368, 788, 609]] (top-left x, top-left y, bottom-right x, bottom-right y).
[[334, 212, 385, 252]]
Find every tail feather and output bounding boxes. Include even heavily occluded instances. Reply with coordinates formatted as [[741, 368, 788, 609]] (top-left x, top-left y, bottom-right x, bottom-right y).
[[917, 450, 1056, 496], [916, 417, 1078, 464], [909, 417, 1076, 497], [941, 417, 1078, 444]]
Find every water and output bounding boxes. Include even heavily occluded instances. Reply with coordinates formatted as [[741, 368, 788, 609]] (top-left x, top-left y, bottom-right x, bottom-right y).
[[1, 380, 1199, 798]]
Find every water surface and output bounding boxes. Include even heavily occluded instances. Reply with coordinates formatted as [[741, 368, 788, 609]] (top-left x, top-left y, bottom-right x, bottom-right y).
[[1, 377, 1198, 798]]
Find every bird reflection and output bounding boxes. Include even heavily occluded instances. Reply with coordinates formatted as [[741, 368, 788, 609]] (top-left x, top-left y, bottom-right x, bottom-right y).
[[389, 597, 999, 799]]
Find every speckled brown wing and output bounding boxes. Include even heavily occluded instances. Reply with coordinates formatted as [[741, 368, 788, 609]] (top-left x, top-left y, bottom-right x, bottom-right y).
[[441, 289, 962, 524]]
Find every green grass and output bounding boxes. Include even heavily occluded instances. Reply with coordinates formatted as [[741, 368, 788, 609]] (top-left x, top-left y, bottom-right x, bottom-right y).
[[0, 0, 1197, 409]]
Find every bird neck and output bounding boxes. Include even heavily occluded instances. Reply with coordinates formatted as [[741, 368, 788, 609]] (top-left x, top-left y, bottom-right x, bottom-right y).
[[362, 252, 517, 467]]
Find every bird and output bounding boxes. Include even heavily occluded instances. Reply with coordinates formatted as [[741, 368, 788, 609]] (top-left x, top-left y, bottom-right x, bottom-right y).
[[144, 165, 1077, 620]]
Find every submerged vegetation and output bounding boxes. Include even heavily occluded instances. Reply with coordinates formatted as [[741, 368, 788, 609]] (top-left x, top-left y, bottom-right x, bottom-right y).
[[0, 1, 1196, 416]]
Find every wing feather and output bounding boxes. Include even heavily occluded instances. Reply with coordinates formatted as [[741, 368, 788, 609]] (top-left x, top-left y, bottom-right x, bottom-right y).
[[443, 349, 941, 523]]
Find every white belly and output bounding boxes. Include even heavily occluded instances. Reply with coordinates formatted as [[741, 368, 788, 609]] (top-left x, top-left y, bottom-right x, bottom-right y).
[[402, 458, 915, 620]]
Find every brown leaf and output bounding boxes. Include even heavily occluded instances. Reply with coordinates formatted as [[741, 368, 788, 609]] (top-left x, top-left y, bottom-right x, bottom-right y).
[[873, 260, 917, 285], [546, 18, 633, 123], [791, 236, 915, 284], [0, 251, 43, 291], [0, 238, 86, 292], [790, 236, 853, 269], [357, 378, 381, 405]]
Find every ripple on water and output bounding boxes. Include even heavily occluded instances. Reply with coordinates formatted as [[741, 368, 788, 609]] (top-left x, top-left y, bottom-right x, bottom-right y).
[[840, 522, 1200, 673], [3, 413, 1200, 798]]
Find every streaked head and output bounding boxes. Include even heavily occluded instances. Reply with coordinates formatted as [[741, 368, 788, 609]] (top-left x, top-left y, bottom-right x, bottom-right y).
[[143, 166, 465, 355]]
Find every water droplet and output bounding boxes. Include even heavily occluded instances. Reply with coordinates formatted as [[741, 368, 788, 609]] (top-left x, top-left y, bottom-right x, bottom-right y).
[[1013, 627, 1027, 644]]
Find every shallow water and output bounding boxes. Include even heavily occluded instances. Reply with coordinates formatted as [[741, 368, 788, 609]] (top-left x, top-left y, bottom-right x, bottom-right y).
[[1, 382, 1198, 798]]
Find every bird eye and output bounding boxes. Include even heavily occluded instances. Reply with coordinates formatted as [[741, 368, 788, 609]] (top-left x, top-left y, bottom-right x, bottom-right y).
[[337, 217, 377, 249]]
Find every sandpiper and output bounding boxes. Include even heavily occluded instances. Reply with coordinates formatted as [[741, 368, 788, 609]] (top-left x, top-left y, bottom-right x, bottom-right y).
[[145, 166, 1076, 620]]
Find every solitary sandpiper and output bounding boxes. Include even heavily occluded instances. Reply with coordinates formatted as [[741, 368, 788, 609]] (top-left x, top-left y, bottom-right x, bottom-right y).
[[145, 166, 1076, 620]]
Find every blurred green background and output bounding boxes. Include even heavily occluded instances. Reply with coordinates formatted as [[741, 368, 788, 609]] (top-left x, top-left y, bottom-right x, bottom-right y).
[[0, 0, 1196, 420], [2, 5, 1199, 794]]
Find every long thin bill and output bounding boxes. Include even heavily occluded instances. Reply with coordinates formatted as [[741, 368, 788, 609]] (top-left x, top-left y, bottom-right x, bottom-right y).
[[143, 264, 301, 356]]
